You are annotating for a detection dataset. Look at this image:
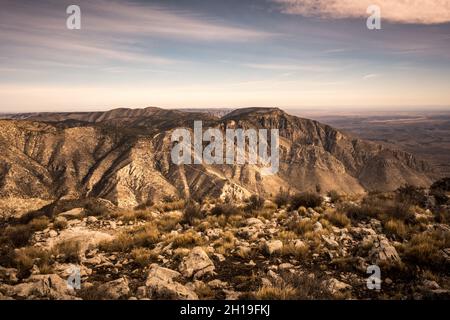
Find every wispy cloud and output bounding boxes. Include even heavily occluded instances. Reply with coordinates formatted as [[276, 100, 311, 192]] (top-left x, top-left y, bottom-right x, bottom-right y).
[[242, 63, 338, 73], [273, 0, 450, 24], [363, 73, 381, 80], [0, 0, 274, 71]]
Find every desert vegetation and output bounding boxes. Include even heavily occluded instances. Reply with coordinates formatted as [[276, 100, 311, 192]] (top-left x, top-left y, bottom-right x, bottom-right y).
[[0, 179, 449, 300]]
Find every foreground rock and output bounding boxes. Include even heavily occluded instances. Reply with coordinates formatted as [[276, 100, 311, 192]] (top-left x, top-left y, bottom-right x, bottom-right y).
[[97, 277, 130, 300], [179, 247, 216, 279], [366, 235, 402, 265], [324, 278, 352, 295], [264, 240, 283, 255], [45, 226, 114, 257], [0, 274, 77, 300], [146, 264, 198, 300]]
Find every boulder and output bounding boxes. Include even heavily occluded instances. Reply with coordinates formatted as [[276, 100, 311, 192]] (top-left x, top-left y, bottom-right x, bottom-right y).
[[3, 274, 77, 300], [45, 226, 114, 258], [0, 266, 18, 283], [294, 239, 307, 249], [325, 278, 352, 295], [97, 277, 130, 300], [208, 279, 228, 289], [367, 235, 402, 265], [145, 264, 198, 300], [313, 221, 323, 232], [322, 235, 339, 248], [264, 240, 283, 255], [58, 208, 85, 219], [246, 218, 264, 226], [179, 247, 215, 279]]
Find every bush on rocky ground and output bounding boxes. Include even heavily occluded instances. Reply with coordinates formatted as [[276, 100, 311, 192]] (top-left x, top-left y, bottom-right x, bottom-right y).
[[289, 192, 323, 210]]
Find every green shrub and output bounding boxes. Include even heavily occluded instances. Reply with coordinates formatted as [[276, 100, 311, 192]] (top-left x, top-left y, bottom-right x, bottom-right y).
[[54, 240, 81, 263], [274, 188, 290, 208], [101, 223, 160, 252], [211, 203, 241, 218], [246, 195, 265, 212], [325, 209, 350, 228], [290, 192, 323, 209], [182, 201, 204, 225], [384, 219, 408, 239], [327, 190, 341, 203], [395, 185, 427, 207], [4, 225, 34, 247], [402, 230, 450, 270]]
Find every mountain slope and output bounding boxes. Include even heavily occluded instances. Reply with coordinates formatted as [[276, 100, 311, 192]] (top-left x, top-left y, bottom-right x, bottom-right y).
[[0, 107, 433, 214]]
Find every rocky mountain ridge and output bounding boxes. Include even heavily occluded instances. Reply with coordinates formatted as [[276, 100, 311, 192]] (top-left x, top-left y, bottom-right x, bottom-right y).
[[0, 107, 433, 215]]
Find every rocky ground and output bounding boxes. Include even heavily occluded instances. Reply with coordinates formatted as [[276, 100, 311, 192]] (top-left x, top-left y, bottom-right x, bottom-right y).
[[0, 189, 449, 300]]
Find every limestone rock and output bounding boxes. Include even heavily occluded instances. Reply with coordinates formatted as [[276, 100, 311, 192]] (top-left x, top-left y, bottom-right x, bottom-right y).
[[97, 277, 130, 300], [58, 208, 85, 219], [325, 278, 352, 295], [4, 274, 77, 300], [264, 240, 283, 255], [179, 247, 215, 279], [146, 264, 198, 300], [367, 235, 402, 265]]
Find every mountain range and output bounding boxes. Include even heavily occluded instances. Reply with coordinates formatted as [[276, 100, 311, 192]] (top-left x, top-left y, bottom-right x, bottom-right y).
[[0, 107, 434, 215]]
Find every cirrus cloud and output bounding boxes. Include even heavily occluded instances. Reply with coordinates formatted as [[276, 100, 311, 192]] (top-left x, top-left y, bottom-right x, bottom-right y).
[[274, 0, 450, 24]]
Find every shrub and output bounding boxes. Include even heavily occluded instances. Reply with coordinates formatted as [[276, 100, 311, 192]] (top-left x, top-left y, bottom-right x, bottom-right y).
[[327, 190, 341, 203], [53, 217, 68, 230], [288, 218, 315, 235], [395, 185, 427, 207], [343, 203, 381, 221], [162, 195, 177, 203], [253, 285, 298, 300], [182, 201, 204, 225], [5, 217, 51, 247], [213, 231, 236, 255], [289, 193, 323, 209], [274, 188, 290, 208], [281, 242, 309, 259], [343, 196, 413, 223], [430, 177, 450, 192], [431, 189, 449, 206], [156, 199, 185, 212], [401, 230, 450, 269], [211, 203, 241, 218], [131, 248, 158, 267], [84, 199, 111, 216], [277, 231, 297, 241], [384, 219, 408, 239], [324, 209, 350, 228], [246, 195, 265, 212], [389, 202, 414, 222], [13, 247, 52, 277], [434, 207, 450, 224], [54, 240, 81, 263], [288, 274, 334, 299], [171, 230, 204, 249], [156, 216, 181, 232], [4, 225, 34, 247], [102, 223, 160, 251], [29, 216, 50, 231]]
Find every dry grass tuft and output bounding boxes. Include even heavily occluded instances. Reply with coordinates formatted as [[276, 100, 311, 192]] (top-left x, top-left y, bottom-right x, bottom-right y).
[[324, 209, 350, 228]]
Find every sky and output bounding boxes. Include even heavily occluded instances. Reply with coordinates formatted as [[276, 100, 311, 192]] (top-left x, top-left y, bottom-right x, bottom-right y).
[[0, 0, 450, 112]]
